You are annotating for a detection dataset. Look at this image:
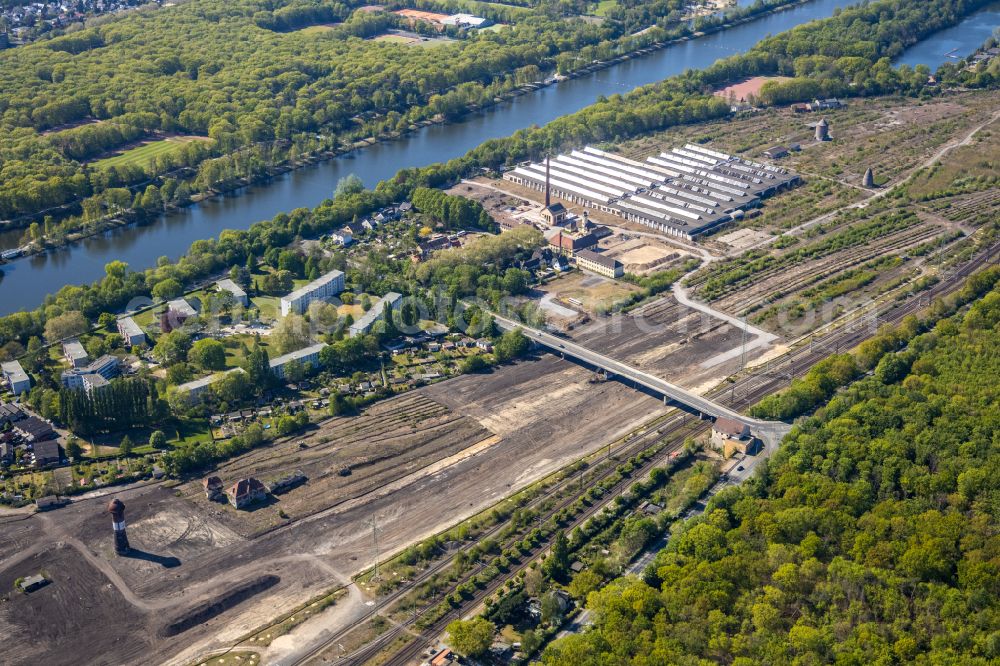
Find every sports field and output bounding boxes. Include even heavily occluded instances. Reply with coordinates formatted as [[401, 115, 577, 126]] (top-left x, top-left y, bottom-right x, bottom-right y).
[[91, 136, 211, 169]]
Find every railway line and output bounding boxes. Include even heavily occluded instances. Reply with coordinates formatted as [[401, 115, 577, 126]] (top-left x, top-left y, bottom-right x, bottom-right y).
[[288, 240, 997, 666]]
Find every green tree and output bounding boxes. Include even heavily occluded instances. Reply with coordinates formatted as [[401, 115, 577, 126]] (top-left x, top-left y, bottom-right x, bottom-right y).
[[543, 530, 571, 583], [446, 617, 495, 658], [188, 338, 226, 370], [65, 436, 83, 461], [149, 430, 166, 449], [43, 310, 88, 342], [153, 330, 192, 365], [119, 435, 133, 456], [152, 278, 184, 301]]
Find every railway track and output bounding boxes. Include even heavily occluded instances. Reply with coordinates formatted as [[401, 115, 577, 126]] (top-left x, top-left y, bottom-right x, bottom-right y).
[[293, 241, 998, 666]]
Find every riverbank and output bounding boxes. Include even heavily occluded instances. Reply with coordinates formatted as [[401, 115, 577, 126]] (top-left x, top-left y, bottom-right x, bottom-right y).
[[0, 0, 813, 259]]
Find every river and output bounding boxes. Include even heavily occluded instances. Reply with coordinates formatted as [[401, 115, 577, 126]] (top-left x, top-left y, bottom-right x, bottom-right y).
[[895, 1, 1000, 70], [0, 0, 988, 315]]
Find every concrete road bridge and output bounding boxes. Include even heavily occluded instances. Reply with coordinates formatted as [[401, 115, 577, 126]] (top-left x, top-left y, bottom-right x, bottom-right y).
[[492, 314, 792, 444]]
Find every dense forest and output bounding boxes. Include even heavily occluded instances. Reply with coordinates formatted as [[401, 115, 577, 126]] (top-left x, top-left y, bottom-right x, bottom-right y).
[[0, 0, 996, 358], [541, 269, 1000, 664], [0, 0, 796, 223]]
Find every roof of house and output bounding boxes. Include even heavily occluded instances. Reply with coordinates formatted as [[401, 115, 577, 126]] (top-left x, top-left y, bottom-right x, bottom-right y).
[[167, 298, 198, 317], [349, 292, 403, 334], [575, 248, 621, 270], [17, 416, 54, 439], [204, 476, 223, 488], [544, 202, 566, 214], [117, 316, 144, 339], [33, 439, 60, 459], [270, 342, 327, 369], [63, 339, 88, 363], [229, 477, 266, 498], [282, 270, 345, 304], [714, 416, 750, 438], [1, 360, 28, 385], [217, 278, 247, 300], [0, 404, 24, 421]]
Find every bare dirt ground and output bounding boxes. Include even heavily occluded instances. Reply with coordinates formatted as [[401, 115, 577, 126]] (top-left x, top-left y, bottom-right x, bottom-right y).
[[567, 294, 759, 390], [534, 272, 643, 318], [176, 394, 493, 537], [599, 235, 690, 274], [0, 354, 674, 666]]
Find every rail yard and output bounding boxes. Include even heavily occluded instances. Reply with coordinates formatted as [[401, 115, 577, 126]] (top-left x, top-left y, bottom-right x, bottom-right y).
[[1, 89, 997, 666]]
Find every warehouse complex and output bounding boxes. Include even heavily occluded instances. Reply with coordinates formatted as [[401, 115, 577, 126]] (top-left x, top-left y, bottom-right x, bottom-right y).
[[503, 144, 800, 239]]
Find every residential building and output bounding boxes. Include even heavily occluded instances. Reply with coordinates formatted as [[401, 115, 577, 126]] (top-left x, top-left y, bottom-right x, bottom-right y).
[[61, 355, 119, 390], [203, 476, 224, 500], [0, 404, 25, 426], [32, 439, 61, 467], [176, 368, 246, 398], [16, 417, 55, 443], [117, 316, 146, 347], [280, 270, 345, 316], [575, 249, 623, 278], [167, 298, 198, 318], [711, 417, 760, 458], [216, 279, 249, 306], [63, 340, 89, 368], [348, 292, 402, 337], [227, 477, 267, 509], [269, 343, 326, 380], [330, 228, 353, 246], [1, 360, 30, 395]]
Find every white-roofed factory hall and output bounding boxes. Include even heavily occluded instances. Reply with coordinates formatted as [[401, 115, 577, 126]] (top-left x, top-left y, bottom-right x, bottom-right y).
[[503, 143, 800, 240]]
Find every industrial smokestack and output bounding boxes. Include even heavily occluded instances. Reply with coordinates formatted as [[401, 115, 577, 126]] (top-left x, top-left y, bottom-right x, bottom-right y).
[[545, 154, 551, 208], [108, 498, 130, 555]]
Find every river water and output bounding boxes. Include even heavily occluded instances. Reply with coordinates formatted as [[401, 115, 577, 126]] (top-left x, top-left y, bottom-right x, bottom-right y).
[[895, 1, 1000, 70], [0, 0, 993, 315]]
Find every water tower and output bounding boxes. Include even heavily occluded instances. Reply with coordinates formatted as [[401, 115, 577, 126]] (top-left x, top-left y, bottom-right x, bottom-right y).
[[107, 498, 130, 555]]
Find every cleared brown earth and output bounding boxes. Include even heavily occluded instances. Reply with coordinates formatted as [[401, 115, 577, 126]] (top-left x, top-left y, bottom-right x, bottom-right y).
[[177, 394, 493, 537], [0, 356, 671, 666], [566, 296, 752, 389]]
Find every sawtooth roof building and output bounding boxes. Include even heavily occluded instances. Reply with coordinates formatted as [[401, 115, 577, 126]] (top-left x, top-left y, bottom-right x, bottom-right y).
[[504, 144, 800, 239]]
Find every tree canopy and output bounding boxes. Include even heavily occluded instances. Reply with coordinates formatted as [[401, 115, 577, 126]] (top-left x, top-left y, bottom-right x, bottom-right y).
[[543, 273, 1000, 665]]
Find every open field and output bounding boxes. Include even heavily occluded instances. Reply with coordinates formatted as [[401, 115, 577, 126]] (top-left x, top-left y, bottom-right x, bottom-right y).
[[294, 23, 339, 34], [91, 136, 211, 170], [176, 394, 494, 537], [371, 30, 456, 46], [535, 271, 642, 319], [714, 76, 792, 102]]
